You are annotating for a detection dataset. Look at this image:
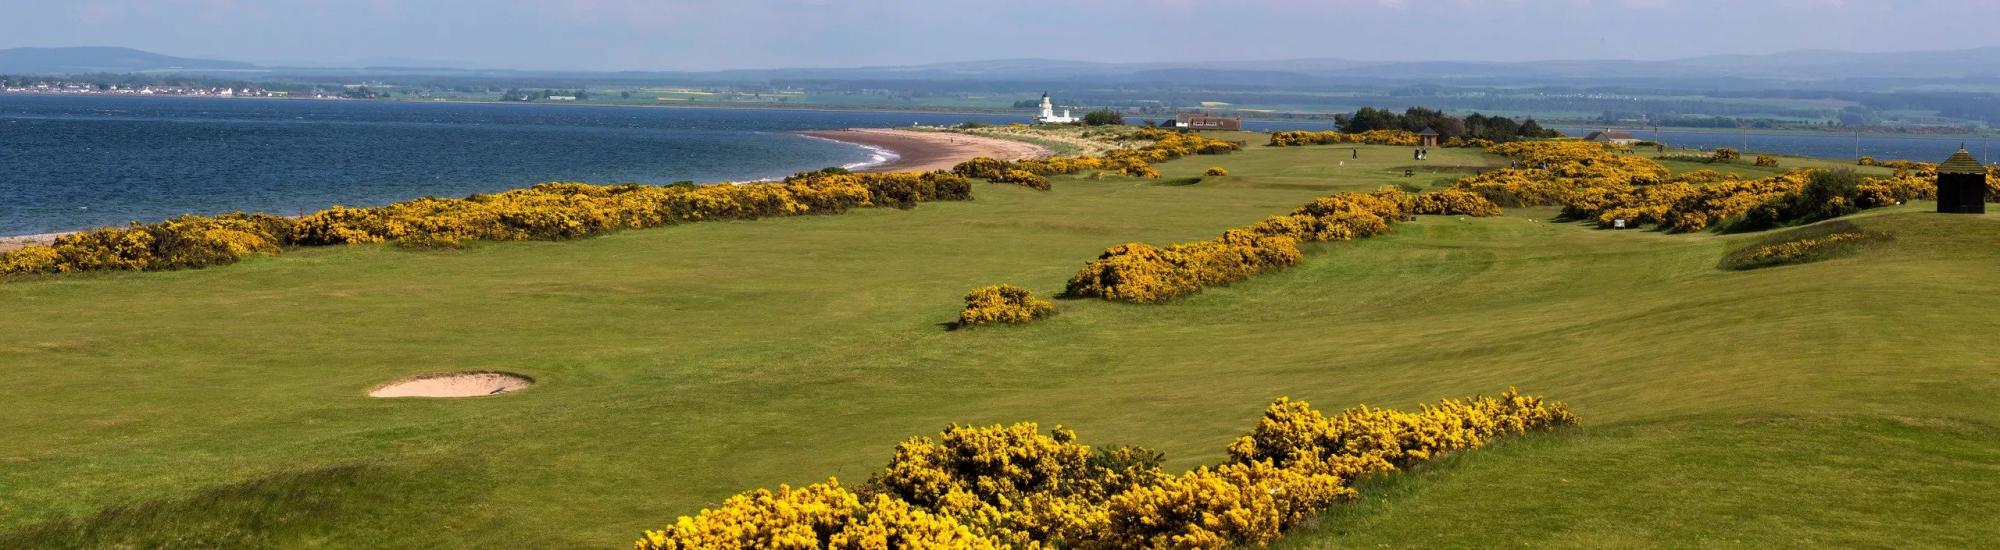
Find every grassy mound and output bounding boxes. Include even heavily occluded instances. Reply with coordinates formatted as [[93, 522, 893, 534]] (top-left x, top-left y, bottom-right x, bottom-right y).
[[1718, 220, 1891, 270]]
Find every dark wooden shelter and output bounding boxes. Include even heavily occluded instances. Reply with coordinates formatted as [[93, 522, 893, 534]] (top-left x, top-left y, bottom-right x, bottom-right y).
[[1936, 148, 1987, 214], [1416, 127, 1440, 147]]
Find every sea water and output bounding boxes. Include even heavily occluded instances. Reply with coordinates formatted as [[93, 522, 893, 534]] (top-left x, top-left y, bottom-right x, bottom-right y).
[[0, 95, 1024, 235], [4, 94, 1979, 236]]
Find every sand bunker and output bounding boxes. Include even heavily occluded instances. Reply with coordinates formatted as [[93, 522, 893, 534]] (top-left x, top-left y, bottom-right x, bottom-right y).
[[369, 371, 533, 398]]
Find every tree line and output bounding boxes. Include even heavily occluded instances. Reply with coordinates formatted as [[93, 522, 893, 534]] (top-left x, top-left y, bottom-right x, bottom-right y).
[[1334, 107, 1559, 142]]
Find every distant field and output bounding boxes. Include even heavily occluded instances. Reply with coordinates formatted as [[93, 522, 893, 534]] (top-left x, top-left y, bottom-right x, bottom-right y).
[[1650, 153, 1898, 179], [1, 142, 1994, 548]]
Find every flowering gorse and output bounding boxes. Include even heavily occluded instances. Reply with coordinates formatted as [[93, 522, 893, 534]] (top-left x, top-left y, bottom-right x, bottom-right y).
[[0, 171, 972, 277], [956, 285, 1056, 328], [1064, 187, 1498, 304], [953, 130, 1243, 186], [635, 389, 1576, 549]]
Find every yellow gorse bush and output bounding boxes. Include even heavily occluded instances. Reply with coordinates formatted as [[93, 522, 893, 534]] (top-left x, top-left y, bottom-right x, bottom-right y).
[[1453, 141, 1951, 232], [0, 213, 293, 275], [1061, 233, 1304, 304], [1227, 389, 1579, 475], [635, 389, 1576, 549], [953, 130, 1242, 186], [1739, 232, 1865, 265], [1267, 130, 1422, 147], [1989, 166, 2000, 201], [633, 479, 999, 550], [1099, 460, 1353, 549], [1394, 188, 1503, 217], [1717, 221, 1889, 271], [956, 284, 1056, 328], [0, 171, 972, 278], [1064, 188, 1494, 304]]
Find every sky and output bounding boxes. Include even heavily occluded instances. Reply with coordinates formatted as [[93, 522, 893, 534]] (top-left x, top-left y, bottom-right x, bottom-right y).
[[1, 0, 1996, 71]]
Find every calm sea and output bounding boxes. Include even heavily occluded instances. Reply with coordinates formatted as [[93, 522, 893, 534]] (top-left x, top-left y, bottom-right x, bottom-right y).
[[0, 95, 1029, 236], [5, 95, 1983, 236]]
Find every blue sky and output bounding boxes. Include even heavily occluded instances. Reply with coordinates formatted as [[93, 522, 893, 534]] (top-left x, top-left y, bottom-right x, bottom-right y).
[[2, 0, 1995, 71]]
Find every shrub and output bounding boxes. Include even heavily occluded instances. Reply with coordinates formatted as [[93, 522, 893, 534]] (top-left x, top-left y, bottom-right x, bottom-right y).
[[1855, 171, 1935, 208], [1731, 169, 1863, 232], [1001, 170, 1051, 191], [1401, 189, 1504, 217], [1099, 460, 1354, 548], [1989, 167, 2000, 202], [1118, 163, 1162, 179], [632, 479, 998, 550], [1063, 189, 1424, 305], [141, 214, 290, 270], [1755, 154, 1779, 167], [955, 284, 1055, 328], [1062, 232, 1302, 304], [1464, 142, 1913, 233], [1204, 166, 1229, 177], [950, 130, 1240, 188], [11, 172, 969, 280], [951, 157, 1012, 181], [1226, 388, 1580, 477], [1450, 141, 1668, 207], [634, 390, 1576, 549], [1267, 129, 1419, 147], [0, 245, 61, 275], [50, 227, 157, 272], [1714, 147, 1741, 161], [1082, 109, 1124, 126]]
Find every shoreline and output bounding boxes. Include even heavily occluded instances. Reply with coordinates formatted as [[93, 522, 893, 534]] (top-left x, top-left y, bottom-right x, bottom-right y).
[[1, 233, 68, 252], [797, 128, 1050, 173], [0, 128, 1051, 250], [13, 93, 1999, 139]]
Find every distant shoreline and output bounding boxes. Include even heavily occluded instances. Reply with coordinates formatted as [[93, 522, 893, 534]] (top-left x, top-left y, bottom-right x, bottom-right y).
[[0, 128, 1051, 248], [7, 90, 1992, 138], [0, 233, 67, 252], [798, 128, 1050, 173]]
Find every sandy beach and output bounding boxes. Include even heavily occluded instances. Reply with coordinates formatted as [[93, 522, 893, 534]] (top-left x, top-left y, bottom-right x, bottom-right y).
[[0, 233, 66, 252], [800, 128, 1049, 173]]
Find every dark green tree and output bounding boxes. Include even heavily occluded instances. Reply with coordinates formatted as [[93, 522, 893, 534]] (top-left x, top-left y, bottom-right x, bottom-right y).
[[1082, 109, 1125, 126]]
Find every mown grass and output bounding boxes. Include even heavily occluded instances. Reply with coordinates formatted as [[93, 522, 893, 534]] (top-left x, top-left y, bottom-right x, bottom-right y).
[[0, 142, 1994, 548]]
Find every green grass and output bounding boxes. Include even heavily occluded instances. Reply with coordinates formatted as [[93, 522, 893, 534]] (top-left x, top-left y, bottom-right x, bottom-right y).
[[1, 143, 1995, 548]]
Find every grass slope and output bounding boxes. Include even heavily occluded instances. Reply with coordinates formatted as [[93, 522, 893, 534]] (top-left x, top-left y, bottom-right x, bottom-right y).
[[1, 143, 1994, 548]]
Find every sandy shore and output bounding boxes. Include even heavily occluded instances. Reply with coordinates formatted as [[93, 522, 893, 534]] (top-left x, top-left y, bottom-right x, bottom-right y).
[[0, 233, 67, 253], [799, 128, 1049, 173]]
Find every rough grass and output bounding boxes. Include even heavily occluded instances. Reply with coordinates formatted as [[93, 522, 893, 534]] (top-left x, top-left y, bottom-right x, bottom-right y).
[[0, 142, 1994, 548]]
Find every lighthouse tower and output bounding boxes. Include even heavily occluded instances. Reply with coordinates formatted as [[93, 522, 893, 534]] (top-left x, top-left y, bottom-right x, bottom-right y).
[[1034, 93, 1076, 124]]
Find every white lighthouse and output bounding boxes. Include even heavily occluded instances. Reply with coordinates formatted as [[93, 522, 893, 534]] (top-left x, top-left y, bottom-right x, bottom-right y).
[[1034, 93, 1077, 124]]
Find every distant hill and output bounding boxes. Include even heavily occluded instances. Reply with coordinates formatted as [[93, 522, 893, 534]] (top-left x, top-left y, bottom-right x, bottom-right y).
[[4, 45, 1998, 85], [754, 47, 2000, 83], [0, 47, 256, 74]]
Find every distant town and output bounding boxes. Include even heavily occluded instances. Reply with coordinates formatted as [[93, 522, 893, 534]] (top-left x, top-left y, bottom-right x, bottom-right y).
[[2, 80, 298, 98]]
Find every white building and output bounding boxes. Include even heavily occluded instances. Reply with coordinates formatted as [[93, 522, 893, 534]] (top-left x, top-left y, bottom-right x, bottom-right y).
[[1034, 94, 1076, 124]]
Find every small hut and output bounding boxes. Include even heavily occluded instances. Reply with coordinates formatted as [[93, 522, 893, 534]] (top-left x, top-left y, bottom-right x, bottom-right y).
[[1416, 127, 1440, 148], [1936, 148, 1986, 214]]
